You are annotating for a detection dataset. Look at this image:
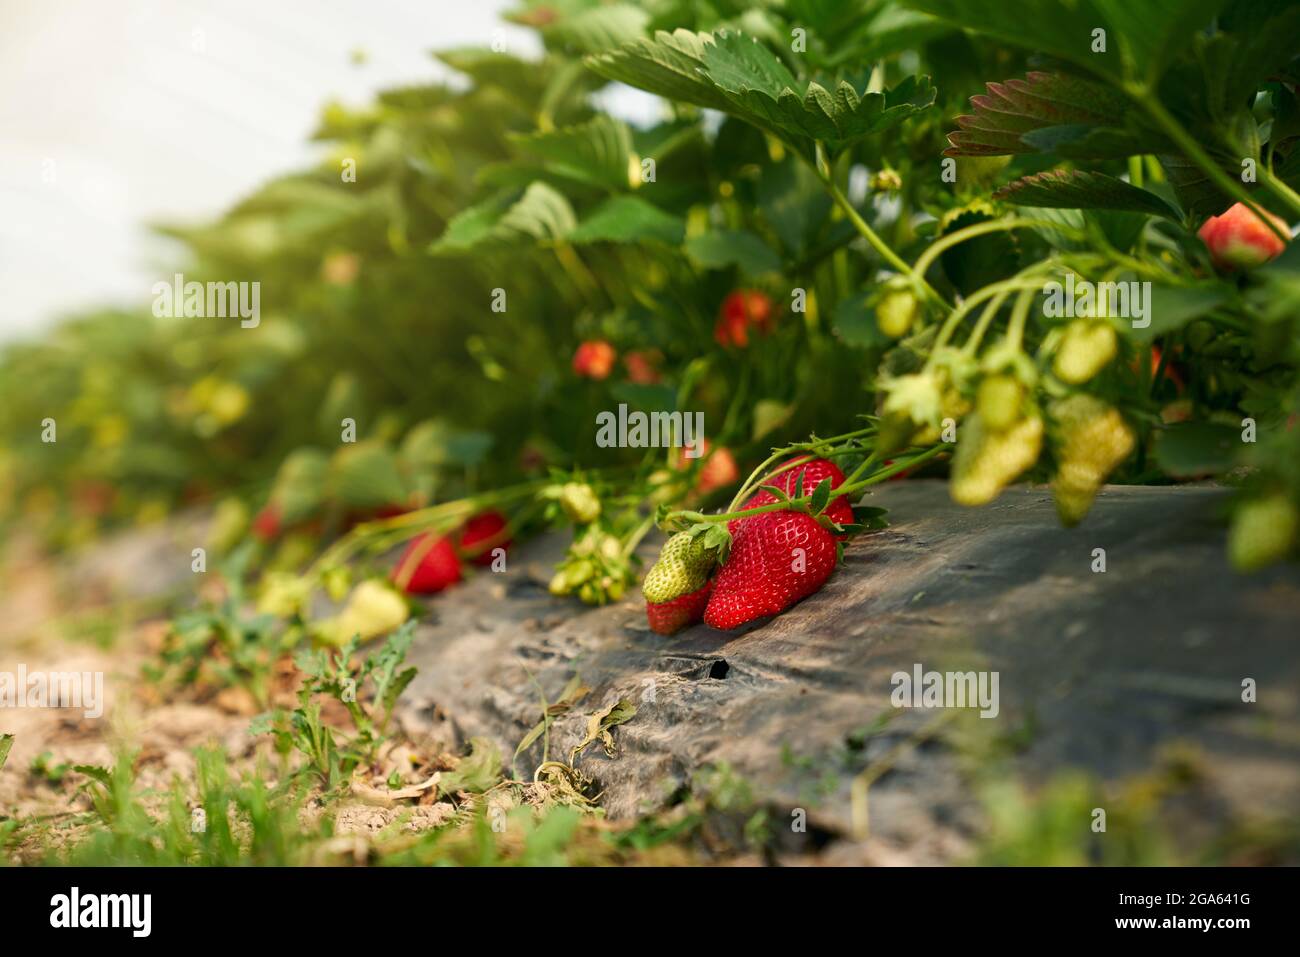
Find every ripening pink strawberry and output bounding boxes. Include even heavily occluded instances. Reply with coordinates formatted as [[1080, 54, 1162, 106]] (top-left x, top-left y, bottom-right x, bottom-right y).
[[674, 439, 739, 495], [1197, 202, 1290, 272], [623, 349, 662, 384], [572, 340, 616, 379]]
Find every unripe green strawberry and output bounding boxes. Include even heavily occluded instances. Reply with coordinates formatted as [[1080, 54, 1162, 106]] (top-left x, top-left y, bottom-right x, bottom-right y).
[[1053, 320, 1117, 385], [876, 284, 920, 339], [549, 558, 595, 595], [1228, 492, 1299, 572], [950, 411, 1043, 506], [976, 375, 1024, 431], [559, 482, 601, 524], [322, 579, 409, 645], [1049, 395, 1135, 526], [643, 531, 716, 603]]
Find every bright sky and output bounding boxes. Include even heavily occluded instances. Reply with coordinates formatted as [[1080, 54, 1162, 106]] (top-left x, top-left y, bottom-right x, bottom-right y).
[[0, 0, 540, 343]]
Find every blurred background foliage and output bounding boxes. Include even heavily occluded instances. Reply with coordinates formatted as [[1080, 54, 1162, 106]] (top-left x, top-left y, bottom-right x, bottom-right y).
[[1, 0, 1297, 564]]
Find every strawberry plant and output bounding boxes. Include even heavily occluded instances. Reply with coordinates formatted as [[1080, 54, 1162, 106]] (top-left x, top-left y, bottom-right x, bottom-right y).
[[6, 0, 1300, 875], [1, 0, 1299, 632]]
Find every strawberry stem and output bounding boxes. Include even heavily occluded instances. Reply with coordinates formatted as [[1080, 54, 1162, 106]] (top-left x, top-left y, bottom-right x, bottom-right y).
[[808, 142, 950, 310], [667, 445, 948, 528]]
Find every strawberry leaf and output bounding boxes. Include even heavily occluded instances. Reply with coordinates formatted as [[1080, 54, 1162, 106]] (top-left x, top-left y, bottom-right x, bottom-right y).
[[901, 0, 1112, 76], [994, 170, 1179, 219], [431, 182, 577, 253], [852, 505, 890, 529], [905, 0, 1227, 86], [943, 72, 1153, 160], [587, 29, 934, 157], [809, 476, 833, 515], [757, 484, 791, 504], [685, 230, 782, 276], [532, 3, 650, 55], [507, 116, 636, 193], [568, 196, 685, 245]]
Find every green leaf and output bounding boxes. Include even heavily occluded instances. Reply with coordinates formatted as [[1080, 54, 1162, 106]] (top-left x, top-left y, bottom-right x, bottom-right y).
[[832, 292, 890, 349], [810, 477, 832, 514], [943, 72, 1146, 159], [1127, 283, 1231, 343], [509, 116, 635, 193], [431, 182, 577, 253], [270, 448, 330, 523], [758, 484, 792, 505], [994, 170, 1179, 219], [587, 29, 934, 156], [1152, 422, 1241, 478], [370, 622, 418, 716], [538, 3, 651, 54], [400, 421, 494, 472], [514, 717, 550, 761], [1156, 153, 1237, 219], [751, 398, 795, 440], [757, 156, 832, 256], [568, 195, 685, 245], [902, 0, 1111, 75], [1090, 0, 1229, 85], [329, 441, 409, 509], [73, 764, 113, 788], [685, 230, 781, 276], [436, 48, 543, 91], [851, 505, 890, 530], [609, 381, 677, 412], [0, 734, 12, 772], [822, 6, 953, 69], [939, 206, 1021, 297]]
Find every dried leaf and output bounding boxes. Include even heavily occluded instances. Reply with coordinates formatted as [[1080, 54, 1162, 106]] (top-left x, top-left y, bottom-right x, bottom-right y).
[[570, 698, 637, 763]]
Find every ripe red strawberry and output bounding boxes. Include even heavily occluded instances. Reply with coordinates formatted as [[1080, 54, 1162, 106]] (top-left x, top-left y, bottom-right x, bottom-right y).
[[392, 533, 462, 594], [705, 509, 837, 629], [572, 340, 617, 379], [646, 580, 712, 635], [729, 457, 854, 537], [714, 289, 775, 347], [458, 510, 510, 566], [252, 504, 282, 542]]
